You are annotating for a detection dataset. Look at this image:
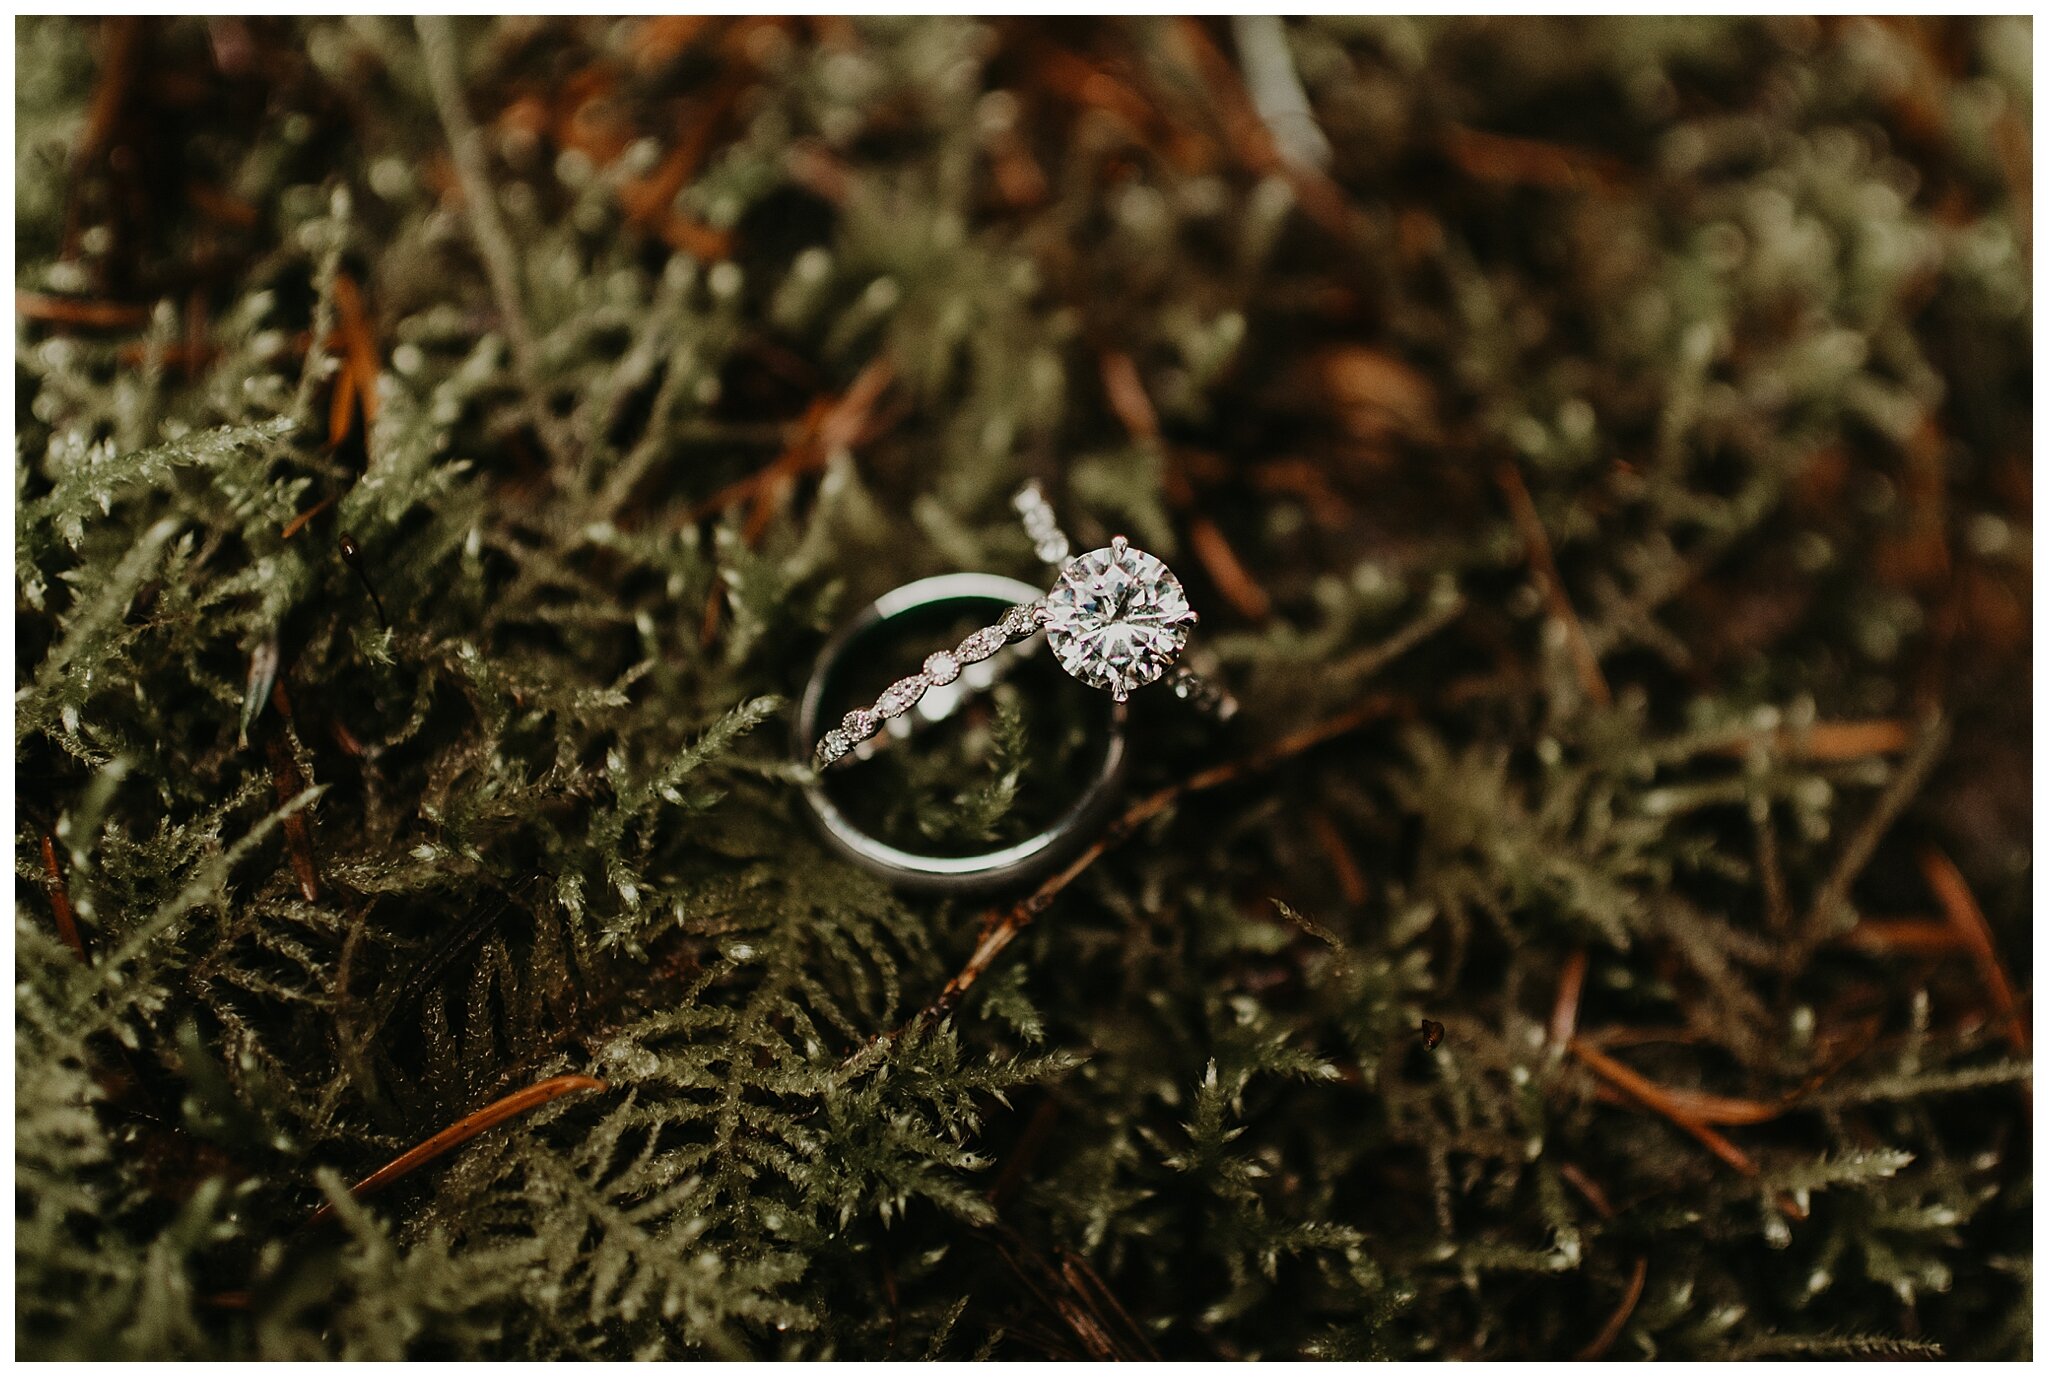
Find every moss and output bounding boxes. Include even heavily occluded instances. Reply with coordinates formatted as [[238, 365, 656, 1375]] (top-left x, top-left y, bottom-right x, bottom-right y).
[[15, 15, 2032, 1359]]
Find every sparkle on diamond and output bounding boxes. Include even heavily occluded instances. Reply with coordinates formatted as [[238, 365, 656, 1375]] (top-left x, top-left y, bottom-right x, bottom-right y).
[[1043, 542, 1192, 700]]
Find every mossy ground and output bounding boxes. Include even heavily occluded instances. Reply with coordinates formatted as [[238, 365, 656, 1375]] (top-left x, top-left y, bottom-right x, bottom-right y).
[[14, 16, 2032, 1359]]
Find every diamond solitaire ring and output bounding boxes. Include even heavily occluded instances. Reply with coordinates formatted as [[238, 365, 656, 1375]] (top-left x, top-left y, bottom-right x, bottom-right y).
[[811, 485, 1233, 771]]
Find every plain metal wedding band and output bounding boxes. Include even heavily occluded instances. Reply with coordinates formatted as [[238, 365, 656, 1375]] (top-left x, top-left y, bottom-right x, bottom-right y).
[[792, 573, 1129, 892]]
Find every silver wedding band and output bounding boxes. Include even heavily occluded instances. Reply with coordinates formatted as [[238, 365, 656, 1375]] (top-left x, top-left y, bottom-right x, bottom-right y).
[[792, 573, 1129, 892]]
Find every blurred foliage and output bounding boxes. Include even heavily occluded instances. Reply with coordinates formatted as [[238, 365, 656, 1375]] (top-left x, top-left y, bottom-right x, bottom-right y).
[[14, 14, 2032, 1360]]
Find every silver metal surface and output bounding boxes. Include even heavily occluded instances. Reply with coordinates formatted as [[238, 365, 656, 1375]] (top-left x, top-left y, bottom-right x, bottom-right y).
[[793, 573, 1129, 892]]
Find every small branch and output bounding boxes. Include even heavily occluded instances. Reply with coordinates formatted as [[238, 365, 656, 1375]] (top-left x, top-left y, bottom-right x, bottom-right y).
[[304, 1073, 607, 1228], [1496, 461, 1611, 707]]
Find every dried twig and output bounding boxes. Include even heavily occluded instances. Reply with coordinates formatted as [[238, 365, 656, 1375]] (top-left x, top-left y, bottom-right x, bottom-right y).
[[304, 1074, 607, 1228]]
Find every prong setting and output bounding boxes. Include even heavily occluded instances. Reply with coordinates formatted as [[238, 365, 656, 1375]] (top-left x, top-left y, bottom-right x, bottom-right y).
[[1041, 541, 1192, 699]]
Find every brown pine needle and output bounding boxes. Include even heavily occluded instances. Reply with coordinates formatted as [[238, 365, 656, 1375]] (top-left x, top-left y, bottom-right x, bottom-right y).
[[326, 357, 358, 448], [15, 290, 149, 329], [1839, 917, 1967, 956], [280, 494, 337, 541], [1099, 350, 1160, 442], [266, 729, 321, 904], [1549, 948, 1588, 1049], [1559, 1163, 1616, 1220], [1308, 808, 1369, 907], [332, 271, 381, 428], [1776, 719, 1911, 760], [1794, 715, 1947, 963], [1445, 125, 1627, 194], [1187, 516, 1274, 623], [1496, 461, 1611, 706], [1569, 1038, 1757, 1177], [40, 835, 86, 961], [876, 665, 1490, 1046], [1596, 1081, 1791, 1127], [1714, 719, 1911, 763], [1920, 847, 2027, 1054], [693, 356, 894, 542], [1574, 1256, 1648, 1360], [305, 1074, 607, 1228]]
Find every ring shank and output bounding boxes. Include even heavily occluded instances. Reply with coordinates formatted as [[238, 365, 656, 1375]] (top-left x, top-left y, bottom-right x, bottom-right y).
[[793, 573, 1128, 892]]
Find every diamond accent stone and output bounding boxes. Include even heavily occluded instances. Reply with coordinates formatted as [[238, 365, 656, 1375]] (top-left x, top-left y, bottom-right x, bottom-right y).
[[955, 626, 1007, 663], [839, 708, 879, 741], [816, 728, 852, 764], [1043, 540, 1192, 700], [874, 674, 929, 719], [922, 650, 960, 686], [1000, 602, 1041, 638]]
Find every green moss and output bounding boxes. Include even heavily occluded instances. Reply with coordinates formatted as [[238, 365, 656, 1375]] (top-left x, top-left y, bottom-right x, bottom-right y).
[[15, 15, 2031, 1359]]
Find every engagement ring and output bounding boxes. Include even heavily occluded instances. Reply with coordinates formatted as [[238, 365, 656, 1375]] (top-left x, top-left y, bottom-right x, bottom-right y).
[[811, 485, 1234, 771]]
